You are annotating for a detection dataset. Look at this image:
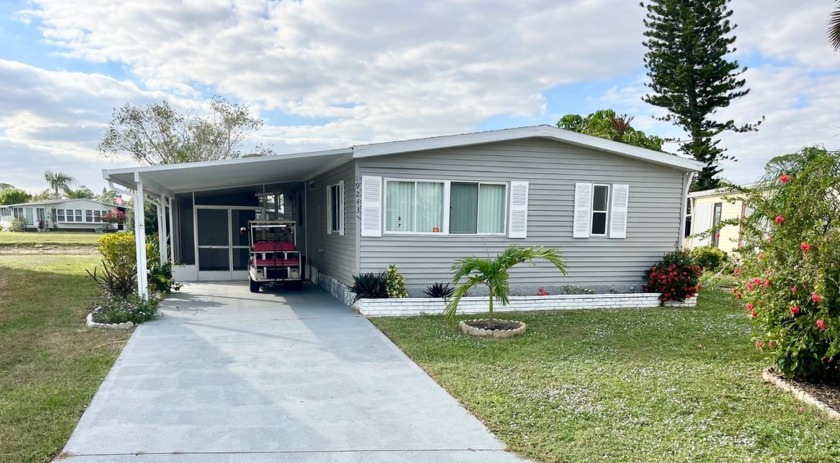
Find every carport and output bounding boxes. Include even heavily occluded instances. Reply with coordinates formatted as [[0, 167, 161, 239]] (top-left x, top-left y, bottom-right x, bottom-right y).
[[104, 148, 353, 297]]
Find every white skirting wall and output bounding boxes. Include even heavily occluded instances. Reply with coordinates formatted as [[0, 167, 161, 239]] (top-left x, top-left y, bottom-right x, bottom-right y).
[[354, 293, 697, 317]]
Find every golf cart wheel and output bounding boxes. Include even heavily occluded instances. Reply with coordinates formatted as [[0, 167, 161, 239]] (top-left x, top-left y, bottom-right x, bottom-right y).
[[249, 278, 260, 293]]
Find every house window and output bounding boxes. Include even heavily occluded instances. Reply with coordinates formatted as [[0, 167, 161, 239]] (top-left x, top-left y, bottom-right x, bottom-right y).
[[93, 210, 101, 222], [75, 209, 83, 222], [86, 210, 93, 222], [327, 182, 344, 235], [591, 184, 610, 236], [57, 209, 65, 221], [450, 183, 506, 234], [573, 182, 629, 239], [385, 180, 444, 233]]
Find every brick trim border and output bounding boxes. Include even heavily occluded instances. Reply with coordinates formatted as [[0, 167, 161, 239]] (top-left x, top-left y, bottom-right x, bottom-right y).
[[762, 368, 840, 420]]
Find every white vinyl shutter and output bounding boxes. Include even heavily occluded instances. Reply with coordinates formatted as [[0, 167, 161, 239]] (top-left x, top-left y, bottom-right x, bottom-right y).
[[573, 183, 593, 238], [609, 184, 629, 239], [692, 203, 712, 247], [338, 180, 345, 236], [325, 185, 332, 235], [508, 181, 529, 238], [361, 176, 382, 237]]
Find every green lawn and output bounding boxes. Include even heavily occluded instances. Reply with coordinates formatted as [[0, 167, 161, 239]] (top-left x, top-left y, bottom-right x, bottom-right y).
[[0, 254, 130, 463], [372, 290, 840, 463], [0, 231, 103, 247], [0, 231, 102, 247]]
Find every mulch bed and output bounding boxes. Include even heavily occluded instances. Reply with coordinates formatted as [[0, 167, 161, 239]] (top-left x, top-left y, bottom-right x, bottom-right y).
[[784, 376, 840, 413], [464, 319, 523, 331], [764, 368, 840, 419]]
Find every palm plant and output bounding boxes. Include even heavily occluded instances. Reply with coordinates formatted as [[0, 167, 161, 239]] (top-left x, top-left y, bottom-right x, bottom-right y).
[[444, 246, 567, 323], [44, 170, 76, 198], [831, 4, 840, 51]]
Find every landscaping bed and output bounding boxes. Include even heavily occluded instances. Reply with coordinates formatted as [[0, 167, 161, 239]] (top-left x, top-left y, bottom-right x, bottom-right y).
[[372, 289, 840, 462]]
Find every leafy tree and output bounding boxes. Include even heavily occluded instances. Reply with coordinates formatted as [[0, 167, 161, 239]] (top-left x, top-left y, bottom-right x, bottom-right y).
[[444, 246, 567, 323], [641, 0, 761, 190], [0, 188, 32, 205], [31, 189, 53, 201], [557, 109, 664, 151], [733, 147, 840, 379], [99, 95, 273, 165], [98, 187, 121, 204], [831, 3, 840, 50], [0, 183, 14, 190], [66, 186, 96, 199], [44, 170, 76, 198]]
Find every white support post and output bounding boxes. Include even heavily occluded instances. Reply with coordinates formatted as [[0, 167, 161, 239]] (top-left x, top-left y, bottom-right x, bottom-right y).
[[133, 176, 149, 298], [678, 172, 695, 251], [167, 196, 175, 265], [158, 193, 167, 264]]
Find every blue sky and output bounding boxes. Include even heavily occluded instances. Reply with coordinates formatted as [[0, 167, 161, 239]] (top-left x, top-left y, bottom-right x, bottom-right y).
[[1, 0, 840, 194]]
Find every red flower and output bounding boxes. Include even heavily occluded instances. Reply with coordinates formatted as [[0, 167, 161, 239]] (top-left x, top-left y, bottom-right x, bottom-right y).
[[800, 242, 811, 252], [745, 282, 754, 291], [780, 174, 791, 184], [775, 215, 784, 224], [715, 233, 720, 239], [791, 286, 797, 294], [755, 340, 765, 348], [758, 252, 765, 261], [753, 277, 761, 285], [789, 306, 800, 316], [746, 303, 754, 311], [763, 279, 770, 288], [750, 310, 758, 318], [734, 267, 743, 276], [811, 292, 823, 304], [817, 319, 826, 330], [734, 290, 742, 299], [768, 341, 776, 348]]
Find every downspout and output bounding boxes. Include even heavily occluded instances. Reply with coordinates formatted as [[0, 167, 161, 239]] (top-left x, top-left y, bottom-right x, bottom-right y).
[[678, 171, 695, 251]]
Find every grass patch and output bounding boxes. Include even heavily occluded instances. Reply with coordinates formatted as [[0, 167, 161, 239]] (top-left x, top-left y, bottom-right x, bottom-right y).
[[0, 254, 130, 463], [0, 231, 102, 247], [372, 290, 840, 462]]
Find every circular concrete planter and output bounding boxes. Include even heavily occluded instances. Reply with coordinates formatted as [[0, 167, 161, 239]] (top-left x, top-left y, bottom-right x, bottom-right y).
[[459, 319, 527, 339]]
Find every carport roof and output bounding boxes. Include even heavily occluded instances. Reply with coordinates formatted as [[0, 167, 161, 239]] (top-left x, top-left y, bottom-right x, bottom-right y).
[[103, 125, 703, 196]]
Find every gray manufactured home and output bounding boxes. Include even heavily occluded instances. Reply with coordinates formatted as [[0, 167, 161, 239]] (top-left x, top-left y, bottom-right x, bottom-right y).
[[104, 125, 701, 303]]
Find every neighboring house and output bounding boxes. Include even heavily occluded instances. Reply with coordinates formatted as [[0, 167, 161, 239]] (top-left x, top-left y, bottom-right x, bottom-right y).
[[103, 125, 702, 303], [0, 199, 127, 231], [686, 187, 746, 254]]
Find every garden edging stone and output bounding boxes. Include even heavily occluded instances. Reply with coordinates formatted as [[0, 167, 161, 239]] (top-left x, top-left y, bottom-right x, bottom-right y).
[[762, 368, 840, 420], [85, 312, 134, 330]]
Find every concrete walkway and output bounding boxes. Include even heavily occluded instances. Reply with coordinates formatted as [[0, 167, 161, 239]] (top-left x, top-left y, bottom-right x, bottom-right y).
[[61, 282, 523, 462]]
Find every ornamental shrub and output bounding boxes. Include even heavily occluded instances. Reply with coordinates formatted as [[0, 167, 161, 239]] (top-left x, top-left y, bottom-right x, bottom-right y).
[[643, 250, 702, 305], [384, 264, 409, 298], [98, 232, 136, 268], [690, 246, 729, 272], [734, 147, 840, 380]]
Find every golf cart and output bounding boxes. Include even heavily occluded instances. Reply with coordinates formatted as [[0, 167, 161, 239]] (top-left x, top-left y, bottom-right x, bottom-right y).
[[247, 220, 303, 292]]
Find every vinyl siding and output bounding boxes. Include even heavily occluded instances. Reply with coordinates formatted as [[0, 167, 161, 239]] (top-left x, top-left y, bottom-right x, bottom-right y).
[[357, 138, 687, 294], [306, 161, 358, 286]]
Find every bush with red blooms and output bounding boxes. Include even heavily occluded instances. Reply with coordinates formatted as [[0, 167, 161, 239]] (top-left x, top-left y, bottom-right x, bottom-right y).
[[734, 147, 839, 380], [643, 250, 702, 305]]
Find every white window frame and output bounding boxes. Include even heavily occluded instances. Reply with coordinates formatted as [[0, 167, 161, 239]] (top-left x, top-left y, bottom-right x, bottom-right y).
[[326, 181, 344, 236], [85, 210, 93, 223], [449, 181, 508, 236], [74, 209, 83, 222], [57, 209, 66, 222], [591, 184, 610, 237], [383, 178, 508, 236]]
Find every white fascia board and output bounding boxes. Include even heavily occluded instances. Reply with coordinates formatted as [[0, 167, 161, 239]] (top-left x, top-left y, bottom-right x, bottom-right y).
[[352, 125, 703, 172], [103, 148, 354, 179]]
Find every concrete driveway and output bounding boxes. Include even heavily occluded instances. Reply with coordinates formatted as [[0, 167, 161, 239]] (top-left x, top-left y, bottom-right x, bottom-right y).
[[60, 282, 523, 462]]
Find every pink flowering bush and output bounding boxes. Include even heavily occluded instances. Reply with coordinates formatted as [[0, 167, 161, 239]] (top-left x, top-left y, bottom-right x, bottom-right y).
[[734, 147, 840, 379], [643, 250, 702, 305]]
